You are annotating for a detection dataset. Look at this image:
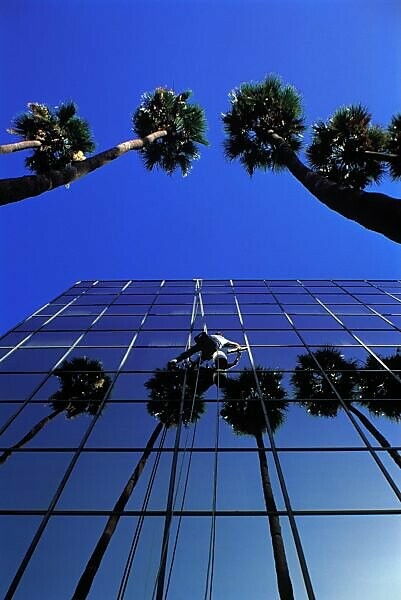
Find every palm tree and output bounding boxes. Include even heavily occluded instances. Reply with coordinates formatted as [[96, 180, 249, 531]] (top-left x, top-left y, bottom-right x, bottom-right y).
[[4, 102, 95, 170], [222, 74, 305, 176], [306, 105, 388, 189], [220, 367, 294, 600], [222, 75, 401, 244], [291, 347, 401, 470], [0, 357, 111, 466], [72, 365, 205, 600], [0, 88, 207, 206]]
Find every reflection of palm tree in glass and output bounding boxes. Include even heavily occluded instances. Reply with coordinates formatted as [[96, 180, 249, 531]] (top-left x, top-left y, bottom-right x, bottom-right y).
[[72, 366, 205, 600], [292, 347, 401, 469], [220, 368, 294, 600], [0, 357, 110, 466]]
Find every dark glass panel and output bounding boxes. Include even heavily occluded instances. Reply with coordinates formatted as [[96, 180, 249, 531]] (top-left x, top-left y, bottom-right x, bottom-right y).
[[110, 373, 163, 400], [316, 294, 361, 304], [134, 330, 189, 346], [142, 315, 191, 330], [275, 294, 317, 304], [370, 304, 401, 315], [250, 346, 306, 369], [339, 316, 395, 330], [247, 330, 302, 345], [82, 287, 120, 295], [155, 294, 194, 304], [356, 330, 401, 345], [102, 304, 147, 315], [113, 294, 155, 304], [0, 349, 66, 372], [123, 347, 176, 371], [41, 316, 96, 331], [281, 452, 399, 510], [291, 315, 343, 330], [58, 305, 103, 316], [326, 304, 373, 315], [265, 280, 300, 286], [95, 280, 129, 287], [300, 330, 358, 346], [217, 452, 265, 510], [234, 293, 276, 303], [90, 316, 144, 331], [283, 304, 328, 314], [356, 294, 401, 305], [78, 331, 134, 347], [33, 304, 65, 316], [243, 314, 292, 329], [74, 295, 117, 305], [203, 304, 238, 314], [14, 316, 49, 332], [0, 452, 73, 510], [0, 516, 42, 600], [201, 294, 236, 304], [240, 304, 284, 314], [199, 315, 241, 330], [0, 332, 30, 347], [0, 374, 46, 400], [66, 347, 126, 371], [22, 332, 82, 347]]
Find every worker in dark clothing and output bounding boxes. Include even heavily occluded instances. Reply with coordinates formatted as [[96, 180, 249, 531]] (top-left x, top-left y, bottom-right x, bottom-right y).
[[168, 331, 244, 371]]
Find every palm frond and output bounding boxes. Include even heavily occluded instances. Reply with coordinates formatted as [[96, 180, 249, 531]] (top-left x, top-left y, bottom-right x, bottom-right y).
[[132, 87, 207, 176], [222, 74, 305, 176], [306, 105, 387, 189], [8, 101, 95, 174]]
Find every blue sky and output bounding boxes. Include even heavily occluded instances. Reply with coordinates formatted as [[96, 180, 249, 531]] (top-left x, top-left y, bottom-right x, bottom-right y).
[[1, 0, 400, 335]]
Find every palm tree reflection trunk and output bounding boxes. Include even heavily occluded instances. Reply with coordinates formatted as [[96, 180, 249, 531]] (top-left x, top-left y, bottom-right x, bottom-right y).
[[71, 421, 164, 600], [0, 408, 62, 465], [348, 405, 401, 470], [254, 431, 294, 600]]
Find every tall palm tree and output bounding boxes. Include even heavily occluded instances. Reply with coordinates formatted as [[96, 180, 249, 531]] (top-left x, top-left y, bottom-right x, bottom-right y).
[[4, 102, 95, 171], [0, 357, 111, 466], [291, 347, 401, 469], [0, 88, 207, 206], [72, 365, 205, 600], [220, 367, 294, 600], [222, 75, 401, 244]]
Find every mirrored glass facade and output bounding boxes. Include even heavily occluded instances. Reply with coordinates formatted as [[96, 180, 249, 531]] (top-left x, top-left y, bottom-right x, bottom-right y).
[[1, 279, 401, 599]]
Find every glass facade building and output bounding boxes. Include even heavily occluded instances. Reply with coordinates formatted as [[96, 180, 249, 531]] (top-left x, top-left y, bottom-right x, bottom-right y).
[[1, 279, 401, 599]]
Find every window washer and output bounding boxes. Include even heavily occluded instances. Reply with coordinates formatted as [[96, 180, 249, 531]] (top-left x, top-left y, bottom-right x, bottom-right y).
[[168, 331, 244, 371]]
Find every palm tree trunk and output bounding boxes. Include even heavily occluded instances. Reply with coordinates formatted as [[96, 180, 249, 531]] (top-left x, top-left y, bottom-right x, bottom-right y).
[[0, 130, 167, 206], [348, 404, 401, 470], [0, 140, 42, 154], [71, 421, 164, 600], [0, 407, 62, 465], [254, 431, 294, 600], [268, 132, 401, 244]]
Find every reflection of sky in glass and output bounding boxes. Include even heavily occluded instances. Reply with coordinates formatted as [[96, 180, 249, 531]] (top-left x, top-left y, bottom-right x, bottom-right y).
[[1, 280, 401, 599]]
